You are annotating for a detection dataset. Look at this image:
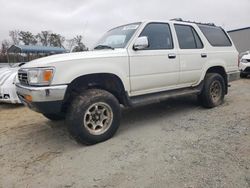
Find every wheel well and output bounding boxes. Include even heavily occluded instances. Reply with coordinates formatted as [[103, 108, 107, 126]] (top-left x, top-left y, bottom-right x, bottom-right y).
[[206, 66, 228, 94], [62, 73, 129, 112]]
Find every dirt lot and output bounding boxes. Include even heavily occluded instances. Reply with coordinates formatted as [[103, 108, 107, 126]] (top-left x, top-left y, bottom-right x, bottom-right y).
[[0, 79, 250, 188]]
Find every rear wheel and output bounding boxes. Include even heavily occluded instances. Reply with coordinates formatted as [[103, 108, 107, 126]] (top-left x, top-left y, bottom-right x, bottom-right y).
[[66, 89, 121, 145], [198, 73, 225, 108]]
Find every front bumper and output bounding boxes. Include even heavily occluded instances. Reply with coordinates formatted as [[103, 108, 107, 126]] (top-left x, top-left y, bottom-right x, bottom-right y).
[[240, 63, 250, 73], [227, 70, 240, 82], [0, 86, 21, 104], [16, 84, 67, 114], [241, 67, 250, 74]]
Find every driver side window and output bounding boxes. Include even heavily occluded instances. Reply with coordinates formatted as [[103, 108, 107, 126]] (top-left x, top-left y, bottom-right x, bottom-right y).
[[139, 23, 173, 50]]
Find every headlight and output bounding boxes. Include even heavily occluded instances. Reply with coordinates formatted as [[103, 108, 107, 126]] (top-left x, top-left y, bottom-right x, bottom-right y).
[[27, 68, 54, 86], [241, 59, 249, 64]]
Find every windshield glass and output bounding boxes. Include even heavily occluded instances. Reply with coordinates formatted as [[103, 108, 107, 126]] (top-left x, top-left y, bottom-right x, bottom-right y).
[[94, 23, 141, 49]]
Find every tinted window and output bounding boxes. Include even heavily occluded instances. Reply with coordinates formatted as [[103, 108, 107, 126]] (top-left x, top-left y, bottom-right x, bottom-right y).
[[175, 24, 203, 49], [139, 23, 173, 50], [198, 25, 232, 47]]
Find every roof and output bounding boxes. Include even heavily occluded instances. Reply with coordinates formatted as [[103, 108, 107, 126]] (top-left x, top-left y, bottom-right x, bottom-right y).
[[228, 27, 250, 33], [7, 45, 66, 54], [170, 18, 216, 27]]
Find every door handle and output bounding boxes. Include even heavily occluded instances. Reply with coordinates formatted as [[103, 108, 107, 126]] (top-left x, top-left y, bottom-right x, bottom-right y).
[[168, 53, 176, 59], [201, 53, 207, 58]]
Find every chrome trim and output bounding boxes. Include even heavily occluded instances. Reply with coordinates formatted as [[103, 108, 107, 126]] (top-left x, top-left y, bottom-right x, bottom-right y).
[[18, 67, 55, 86], [18, 69, 29, 85], [16, 84, 67, 102], [227, 71, 240, 82]]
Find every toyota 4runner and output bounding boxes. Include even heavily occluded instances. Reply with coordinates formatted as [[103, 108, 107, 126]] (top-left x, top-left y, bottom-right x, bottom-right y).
[[16, 19, 240, 145]]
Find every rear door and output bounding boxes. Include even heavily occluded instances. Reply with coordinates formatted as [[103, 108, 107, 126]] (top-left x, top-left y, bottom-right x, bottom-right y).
[[198, 24, 238, 73], [174, 24, 207, 85]]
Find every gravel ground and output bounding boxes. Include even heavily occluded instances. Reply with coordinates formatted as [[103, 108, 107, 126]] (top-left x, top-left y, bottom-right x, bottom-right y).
[[0, 79, 250, 188]]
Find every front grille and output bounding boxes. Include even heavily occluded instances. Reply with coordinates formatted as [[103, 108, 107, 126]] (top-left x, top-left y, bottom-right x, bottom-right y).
[[18, 70, 29, 85], [247, 59, 250, 63]]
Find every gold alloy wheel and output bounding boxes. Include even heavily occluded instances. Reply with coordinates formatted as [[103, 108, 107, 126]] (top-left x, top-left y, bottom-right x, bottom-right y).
[[83, 102, 113, 136]]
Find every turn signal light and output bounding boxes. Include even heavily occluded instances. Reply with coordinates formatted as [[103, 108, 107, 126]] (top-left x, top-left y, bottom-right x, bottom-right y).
[[43, 70, 53, 82], [24, 95, 33, 102]]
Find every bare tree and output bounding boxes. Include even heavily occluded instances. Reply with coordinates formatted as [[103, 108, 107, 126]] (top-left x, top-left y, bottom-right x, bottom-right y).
[[9, 30, 20, 45], [49, 33, 65, 47], [19, 31, 37, 45], [66, 39, 76, 51], [36, 31, 51, 46], [1, 40, 10, 54], [2, 30, 88, 55], [72, 35, 88, 52]]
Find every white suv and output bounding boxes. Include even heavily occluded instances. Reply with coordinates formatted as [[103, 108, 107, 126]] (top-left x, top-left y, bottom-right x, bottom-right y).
[[240, 52, 250, 78], [16, 19, 239, 144]]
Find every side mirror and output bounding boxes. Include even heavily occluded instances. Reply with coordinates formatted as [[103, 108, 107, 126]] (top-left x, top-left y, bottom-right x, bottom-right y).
[[133, 36, 149, 50]]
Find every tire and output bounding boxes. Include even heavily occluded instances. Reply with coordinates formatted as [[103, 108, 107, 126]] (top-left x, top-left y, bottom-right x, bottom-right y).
[[66, 89, 121, 145], [240, 73, 247, 78], [43, 113, 65, 121], [198, 73, 225, 108]]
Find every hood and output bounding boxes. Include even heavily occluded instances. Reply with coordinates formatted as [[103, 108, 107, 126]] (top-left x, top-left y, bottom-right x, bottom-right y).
[[0, 66, 19, 86], [242, 54, 250, 60], [22, 49, 128, 68]]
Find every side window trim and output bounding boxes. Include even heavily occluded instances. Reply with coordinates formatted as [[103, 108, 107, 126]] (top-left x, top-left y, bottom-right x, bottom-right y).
[[139, 22, 174, 50], [191, 27, 204, 49], [174, 24, 204, 50]]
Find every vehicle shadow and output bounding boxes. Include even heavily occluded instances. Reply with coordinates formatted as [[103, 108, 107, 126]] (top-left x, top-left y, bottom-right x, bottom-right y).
[[0, 103, 24, 109], [32, 95, 201, 148], [119, 94, 201, 133], [1, 95, 202, 150], [240, 76, 250, 79]]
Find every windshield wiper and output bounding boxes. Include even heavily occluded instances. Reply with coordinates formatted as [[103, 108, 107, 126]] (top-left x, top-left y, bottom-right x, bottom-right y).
[[94, 45, 114, 50]]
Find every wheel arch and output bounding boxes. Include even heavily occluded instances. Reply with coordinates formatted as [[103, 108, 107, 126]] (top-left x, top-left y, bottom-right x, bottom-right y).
[[62, 73, 130, 112], [205, 66, 228, 94]]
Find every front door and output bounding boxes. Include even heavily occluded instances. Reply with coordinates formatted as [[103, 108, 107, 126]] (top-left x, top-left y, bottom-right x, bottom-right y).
[[128, 23, 180, 96]]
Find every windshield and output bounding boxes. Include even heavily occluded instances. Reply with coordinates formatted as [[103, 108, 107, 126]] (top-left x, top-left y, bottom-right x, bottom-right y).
[[94, 23, 141, 49]]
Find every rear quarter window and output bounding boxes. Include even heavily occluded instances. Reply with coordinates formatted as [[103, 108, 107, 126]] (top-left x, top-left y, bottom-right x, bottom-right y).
[[198, 25, 232, 47]]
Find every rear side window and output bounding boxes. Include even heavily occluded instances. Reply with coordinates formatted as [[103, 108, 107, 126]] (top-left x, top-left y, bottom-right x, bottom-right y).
[[198, 25, 232, 47], [174, 24, 203, 49], [139, 23, 173, 50]]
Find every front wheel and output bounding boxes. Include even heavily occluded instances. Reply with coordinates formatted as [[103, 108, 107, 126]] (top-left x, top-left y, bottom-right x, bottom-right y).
[[198, 73, 225, 108], [66, 89, 121, 145]]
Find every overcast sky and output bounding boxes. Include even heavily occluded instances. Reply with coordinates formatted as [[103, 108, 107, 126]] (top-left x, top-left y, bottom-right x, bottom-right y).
[[0, 0, 249, 48]]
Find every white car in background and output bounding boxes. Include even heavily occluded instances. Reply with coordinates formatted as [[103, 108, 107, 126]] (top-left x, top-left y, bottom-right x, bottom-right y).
[[0, 64, 22, 104], [240, 52, 250, 78]]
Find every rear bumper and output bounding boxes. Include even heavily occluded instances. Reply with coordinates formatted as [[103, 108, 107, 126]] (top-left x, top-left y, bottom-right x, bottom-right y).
[[240, 63, 250, 73], [227, 70, 240, 82], [16, 84, 67, 114]]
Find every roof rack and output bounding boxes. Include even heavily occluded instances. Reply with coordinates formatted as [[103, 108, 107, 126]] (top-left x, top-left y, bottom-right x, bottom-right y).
[[170, 18, 216, 27]]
